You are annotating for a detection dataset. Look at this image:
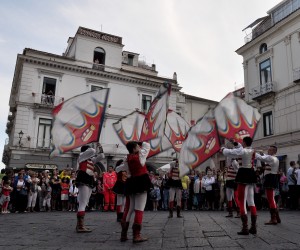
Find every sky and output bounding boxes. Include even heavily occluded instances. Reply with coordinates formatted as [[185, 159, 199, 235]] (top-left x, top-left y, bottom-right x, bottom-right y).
[[0, 0, 281, 169]]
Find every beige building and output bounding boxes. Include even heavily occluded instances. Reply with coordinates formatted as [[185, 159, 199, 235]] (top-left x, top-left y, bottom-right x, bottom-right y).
[[236, 0, 300, 171], [3, 27, 217, 171]]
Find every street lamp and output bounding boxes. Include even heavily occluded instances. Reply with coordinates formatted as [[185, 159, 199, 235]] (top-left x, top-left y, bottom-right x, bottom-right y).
[[18, 130, 24, 146]]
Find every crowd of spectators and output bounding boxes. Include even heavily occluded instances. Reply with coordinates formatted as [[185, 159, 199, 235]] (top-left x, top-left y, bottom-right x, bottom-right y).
[[1, 160, 300, 214]]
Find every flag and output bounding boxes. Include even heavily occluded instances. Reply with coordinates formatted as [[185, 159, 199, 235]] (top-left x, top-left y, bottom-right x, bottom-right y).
[[179, 110, 220, 176], [113, 111, 172, 158], [139, 82, 171, 142], [50, 89, 110, 157], [165, 110, 190, 152], [214, 93, 261, 144]]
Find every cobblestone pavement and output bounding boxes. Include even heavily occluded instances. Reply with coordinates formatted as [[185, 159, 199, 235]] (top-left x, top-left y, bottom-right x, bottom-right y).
[[0, 210, 300, 250]]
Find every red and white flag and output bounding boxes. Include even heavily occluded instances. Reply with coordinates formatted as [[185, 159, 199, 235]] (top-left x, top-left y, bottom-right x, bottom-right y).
[[50, 89, 110, 157]]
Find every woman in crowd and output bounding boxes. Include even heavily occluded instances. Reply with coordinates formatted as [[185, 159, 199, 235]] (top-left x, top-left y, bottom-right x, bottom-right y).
[[150, 173, 162, 211], [27, 172, 39, 212], [61, 177, 69, 211], [202, 170, 215, 211], [14, 173, 29, 213]]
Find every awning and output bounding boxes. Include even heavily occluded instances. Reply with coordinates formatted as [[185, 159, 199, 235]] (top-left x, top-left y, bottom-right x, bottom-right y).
[[242, 16, 267, 31], [25, 163, 58, 170]]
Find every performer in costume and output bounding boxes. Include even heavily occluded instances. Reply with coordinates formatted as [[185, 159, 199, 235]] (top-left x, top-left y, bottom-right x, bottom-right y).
[[221, 137, 257, 235], [113, 160, 128, 222], [255, 145, 281, 225], [103, 166, 117, 211], [166, 159, 183, 218], [120, 141, 151, 243], [225, 142, 240, 218], [76, 143, 104, 233]]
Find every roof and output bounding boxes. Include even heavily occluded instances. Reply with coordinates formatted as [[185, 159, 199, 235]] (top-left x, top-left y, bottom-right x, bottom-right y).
[[23, 48, 74, 61], [76, 26, 123, 45], [184, 94, 218, 104]]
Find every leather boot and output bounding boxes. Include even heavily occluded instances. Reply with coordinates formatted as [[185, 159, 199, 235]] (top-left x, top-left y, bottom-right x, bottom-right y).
[[120, 221, 129, 242], [176, 206, 183, 218], [265, 208, 277, 225], [76, 216, 92, 233], [168, 208, 173, 218], [275, 208, 281, 223], [117, 213, 123, 222], [235, 207, 241, 218], [132, 223, 148, 243], [225, 207, 233, 217], [249, 215, 257, 235], [237, 214, 249, 235]]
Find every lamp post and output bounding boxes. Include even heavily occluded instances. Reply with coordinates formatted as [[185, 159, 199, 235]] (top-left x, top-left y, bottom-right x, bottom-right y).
[[18, 130, 24, 146]]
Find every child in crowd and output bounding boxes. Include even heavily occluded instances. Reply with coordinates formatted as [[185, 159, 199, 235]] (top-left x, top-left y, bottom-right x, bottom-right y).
[[0, 180, 13, 213], [69, 180, 78, 212], [43, 182, 52, 212], [61, 177, 69, 211], [150, 173, 162, 211]]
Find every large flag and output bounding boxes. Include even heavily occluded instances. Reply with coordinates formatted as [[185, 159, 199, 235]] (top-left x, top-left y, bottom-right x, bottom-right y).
[[179, 110, 220, 177], [50, 89, 110, 157], [214, 93, 261, 144], [165, 110, 190, 152], [139, 82, 171, 142], [113, 111, 172, 158]]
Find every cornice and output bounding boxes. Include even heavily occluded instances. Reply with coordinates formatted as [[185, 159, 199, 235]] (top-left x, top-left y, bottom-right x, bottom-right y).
[[20, 54, 181, 90]]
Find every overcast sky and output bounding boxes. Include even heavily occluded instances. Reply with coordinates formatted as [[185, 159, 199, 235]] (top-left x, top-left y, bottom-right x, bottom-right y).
[[0, 0, 280, 169]]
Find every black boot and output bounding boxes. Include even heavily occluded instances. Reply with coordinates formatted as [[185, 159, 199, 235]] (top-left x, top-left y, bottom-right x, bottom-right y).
[[117, 213, 123, 222], [76, 215, 92, 233], [237, 215, 249, 235], [132, 224, 148, 243], [275, 208, 281, 223], [235, 207, 241, 218], [120, 221, 129, 242], [176, 206, 183, 218], [265, 208, 277, 225], [168, 208, 173, 218], [226, 207, 233, 217], [249, 215, 257, 235]]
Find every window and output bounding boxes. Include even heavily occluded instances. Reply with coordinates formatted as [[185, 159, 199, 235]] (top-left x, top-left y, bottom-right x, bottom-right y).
[[42, 77, 56, 105], [260, 59, 272, 85], [93, 47, 105, 65], [263, 112, 273, 136], [128, 54, 134, 66], [37, 118, 52, 148], [141, 95, 152, 112], [259, 43, 267, 54], [91, 85, 103, 92]]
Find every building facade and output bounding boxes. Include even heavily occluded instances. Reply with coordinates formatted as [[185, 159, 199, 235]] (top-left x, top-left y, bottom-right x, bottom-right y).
[[236, 0, 300, 171], [3, 27, 218, 172]]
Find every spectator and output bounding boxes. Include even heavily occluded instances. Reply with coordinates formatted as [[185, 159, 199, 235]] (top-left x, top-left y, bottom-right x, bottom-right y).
[[0, 179, 13, 213], [287, 161, 297, 209], [150, 173, 162, 211], [50, 169, 61, 211], [96, 173, 104, 211], [188, 170, 196, 210], [203, 170, 215, 211], [161, 173, 169, 211], [181, 174, 190, 211], [39, 178, 47, 211], [27, 172, 39, 212], [279, 169, 288, 210], [43, 181, 52, 212], [61, 177, 69, 211], [14, 173, 29, 213], [69, 180, 78, 212]]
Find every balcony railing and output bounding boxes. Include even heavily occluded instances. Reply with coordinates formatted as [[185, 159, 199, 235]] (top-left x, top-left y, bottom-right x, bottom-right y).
[[251, 82, 276, 100], [293, 68, 300, 82], [32, 93, 64, 107]]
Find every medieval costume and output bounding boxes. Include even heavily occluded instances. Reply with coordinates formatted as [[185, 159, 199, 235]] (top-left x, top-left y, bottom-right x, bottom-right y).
[[255, 146, 281, 225], [113, 160, 127, 222], [76, 144, 104, 233], [222, 137, 257, 235], [120, 141, 151, 243], [166, 160, 183, 218], [225, 157, 240, 218]]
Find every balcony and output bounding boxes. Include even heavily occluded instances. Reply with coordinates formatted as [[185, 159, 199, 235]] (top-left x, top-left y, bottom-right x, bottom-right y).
[[251, 82, 276, 100], [32, 93, 64, 107], [293, 68, 300, 83]]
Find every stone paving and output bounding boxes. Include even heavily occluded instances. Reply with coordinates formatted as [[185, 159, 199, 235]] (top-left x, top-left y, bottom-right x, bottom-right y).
[[0, 210, 300, 250]]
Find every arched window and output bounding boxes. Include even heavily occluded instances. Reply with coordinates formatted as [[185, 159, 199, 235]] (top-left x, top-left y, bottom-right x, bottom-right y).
[[93, 47, 105, 65], [259, 43, 267, 54]]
